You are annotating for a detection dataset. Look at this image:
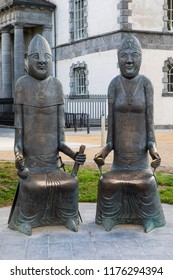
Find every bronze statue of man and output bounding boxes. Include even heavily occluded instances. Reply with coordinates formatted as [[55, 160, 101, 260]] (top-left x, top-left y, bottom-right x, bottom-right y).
[[94, 35, 166, 233], [8, 34, 86, 235]]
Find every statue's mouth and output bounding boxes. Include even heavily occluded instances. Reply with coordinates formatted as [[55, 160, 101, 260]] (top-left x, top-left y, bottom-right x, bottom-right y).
[[37, 65, 46, 70], [126, 64, 134, 69], [125, 66, 134, 72]]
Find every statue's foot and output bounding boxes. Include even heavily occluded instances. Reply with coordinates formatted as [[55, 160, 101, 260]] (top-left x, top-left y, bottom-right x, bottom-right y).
[[143, 219, 155, 233], [103, 218, 115, 231], [17, 223, 32, 236], [65, 219, 78, 232]]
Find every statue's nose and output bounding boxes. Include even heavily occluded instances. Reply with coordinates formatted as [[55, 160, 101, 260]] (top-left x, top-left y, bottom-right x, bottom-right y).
[[38, 54, 46, 63], [126, 54, 133, 63]]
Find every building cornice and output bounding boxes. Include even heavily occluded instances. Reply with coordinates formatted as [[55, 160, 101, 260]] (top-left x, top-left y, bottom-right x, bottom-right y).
[[56, 29, 173, 61], [0, 0, 56, 11], [0, 1, 54, 29]]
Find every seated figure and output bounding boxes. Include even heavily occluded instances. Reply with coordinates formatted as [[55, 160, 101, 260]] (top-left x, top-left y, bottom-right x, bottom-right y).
[[8, 34, 86, 236], [94, 35, 166, 233]]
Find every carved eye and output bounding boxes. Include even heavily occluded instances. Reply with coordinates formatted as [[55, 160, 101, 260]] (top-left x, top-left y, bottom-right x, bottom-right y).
[[131, 52, 140, 59], [119, 53, 127, 59], [31, 53, 39, 59], [45, 53, 51, 60]]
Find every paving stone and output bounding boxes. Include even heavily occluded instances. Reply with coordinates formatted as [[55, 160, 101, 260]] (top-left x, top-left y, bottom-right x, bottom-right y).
[[25, 244, 48, 260], [48, 242, 73, 260], [71, 242, 96, 259], [0, 204, 173, 260], [27, 235, 49, 245], [0, 244, 26, 260]]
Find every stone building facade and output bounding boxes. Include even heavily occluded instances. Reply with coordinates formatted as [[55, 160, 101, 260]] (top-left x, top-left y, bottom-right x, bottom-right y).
[[0, 0, 173, 127]]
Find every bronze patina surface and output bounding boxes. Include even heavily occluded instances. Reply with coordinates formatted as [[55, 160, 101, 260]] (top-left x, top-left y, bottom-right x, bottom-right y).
[[8, 34, 86, 236], [94, 35, 166, 233]]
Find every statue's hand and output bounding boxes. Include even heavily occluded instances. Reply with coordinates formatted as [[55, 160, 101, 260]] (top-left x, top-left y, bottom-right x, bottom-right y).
[[15, 152, 29, 179], [15, 152, 25, 170], [150, 150, 161, 170], [94, 153, 105, 167], [74, 152, 86, 165]]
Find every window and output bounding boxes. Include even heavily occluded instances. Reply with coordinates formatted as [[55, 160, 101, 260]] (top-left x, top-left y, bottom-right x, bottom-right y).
[[163, 0, 173, 31], [167, 0, 173, 30], [74, 68, 86, 95], [74, 0, 85, 40], [69, 62, 89, 98], [69, 0, 88, 42], [162, 58, 173, 96], [167, 63, 173, 93]]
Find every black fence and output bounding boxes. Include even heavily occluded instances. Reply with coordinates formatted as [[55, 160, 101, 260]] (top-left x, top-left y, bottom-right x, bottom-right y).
[[0, 95, 108, 130], [65, 112, 90, 133], [0, 98, 14, 126], [64, 94, 108, 127]]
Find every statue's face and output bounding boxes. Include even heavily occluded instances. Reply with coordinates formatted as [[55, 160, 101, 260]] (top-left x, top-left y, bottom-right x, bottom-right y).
[[28, 52, 52, 80], [118, 49, 142, 79]]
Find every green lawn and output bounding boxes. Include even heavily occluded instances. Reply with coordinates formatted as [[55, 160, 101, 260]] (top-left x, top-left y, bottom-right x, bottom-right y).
[[0, 161, 173, 206]]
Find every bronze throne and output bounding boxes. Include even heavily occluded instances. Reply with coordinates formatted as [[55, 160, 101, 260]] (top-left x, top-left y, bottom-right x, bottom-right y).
[[8, 34, 86, 236], [94, 35, 166, 233]]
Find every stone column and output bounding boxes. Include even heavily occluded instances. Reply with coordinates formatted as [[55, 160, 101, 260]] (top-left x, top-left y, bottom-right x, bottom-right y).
[[42, 25, 53, 75], [42, 25, 52, 47], [14, 24, 25, 84], [1, 28, 12, 98]]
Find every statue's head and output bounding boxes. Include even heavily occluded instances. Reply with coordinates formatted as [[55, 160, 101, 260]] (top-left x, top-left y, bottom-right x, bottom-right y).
[[27, 34, 52, 80], [118, 35, 142, 79]]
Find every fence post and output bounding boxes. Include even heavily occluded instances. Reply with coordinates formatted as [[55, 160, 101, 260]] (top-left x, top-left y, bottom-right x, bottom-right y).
[[87, 114, 90, 134], [101, 113, 105, 147], [73, 113, 77, 132]]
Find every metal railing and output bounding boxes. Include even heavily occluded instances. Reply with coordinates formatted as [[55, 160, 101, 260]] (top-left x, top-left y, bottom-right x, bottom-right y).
[[0, 95, 108, 129], [65, 112, 90, 133], [64, 94, 108, 127], [0, 98, 14, 126]]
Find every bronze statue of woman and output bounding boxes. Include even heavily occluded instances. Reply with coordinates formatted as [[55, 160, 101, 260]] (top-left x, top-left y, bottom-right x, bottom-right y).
[[8, 34, 86, 235], [94, 35, 166, 233]]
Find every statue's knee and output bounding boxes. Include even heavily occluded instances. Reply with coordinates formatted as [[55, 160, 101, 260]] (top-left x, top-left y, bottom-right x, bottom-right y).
[[99, 178, 115, 193], [60, 177, 78, 189]]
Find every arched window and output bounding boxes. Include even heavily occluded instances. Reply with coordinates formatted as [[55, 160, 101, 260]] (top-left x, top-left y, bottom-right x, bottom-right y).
[[69, 62, 89, 98], [162, 58, 173, 96], [167, 63, 173, 93], [74, 68, 86, 95]]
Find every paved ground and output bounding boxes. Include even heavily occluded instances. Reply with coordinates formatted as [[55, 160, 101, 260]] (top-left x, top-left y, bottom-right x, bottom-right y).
[[0, 203, 173, 260], [0, 127, 173, 260]]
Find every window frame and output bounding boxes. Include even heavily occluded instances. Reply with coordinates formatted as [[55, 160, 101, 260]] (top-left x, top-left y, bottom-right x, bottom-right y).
[[74, 67, 86, 95], [162, 57, 173, 96], [74, 0, 85, 40], [69, 0, 88, 42], [163, 0, 173, 32], [69, 62, 89, 98]]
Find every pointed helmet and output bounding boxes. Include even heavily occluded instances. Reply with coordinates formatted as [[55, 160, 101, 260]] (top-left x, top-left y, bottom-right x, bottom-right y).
[[118, 35, 142, 54], [28, 34, 52, 56]]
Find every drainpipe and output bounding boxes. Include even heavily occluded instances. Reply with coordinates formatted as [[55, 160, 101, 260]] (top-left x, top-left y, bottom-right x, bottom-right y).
[[53, 7, 57, 77]]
